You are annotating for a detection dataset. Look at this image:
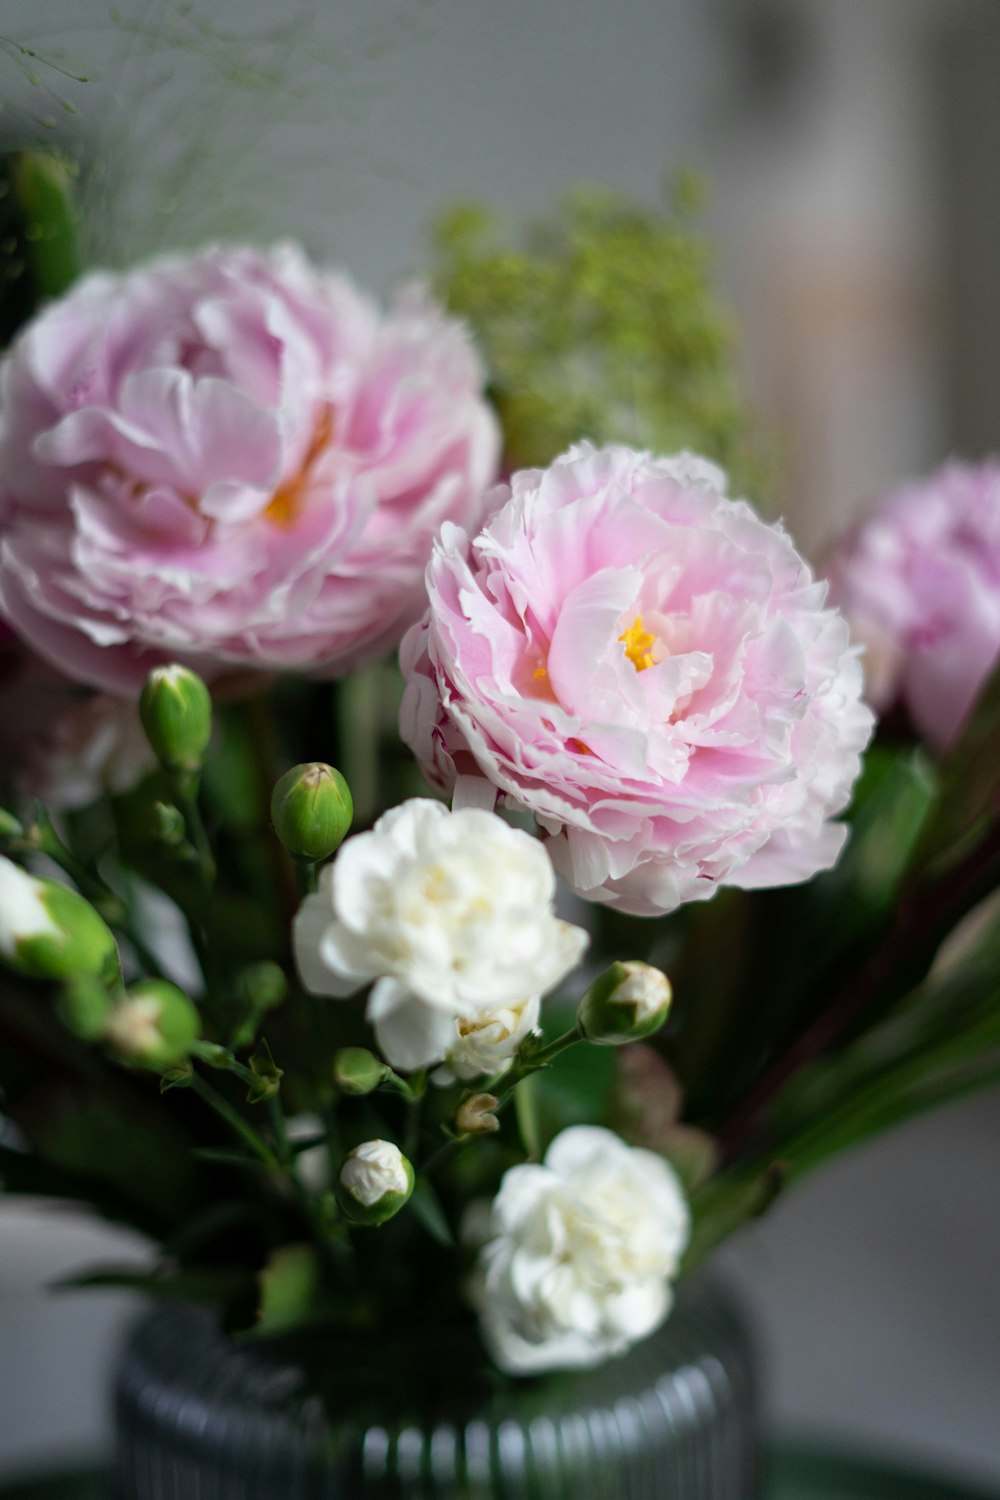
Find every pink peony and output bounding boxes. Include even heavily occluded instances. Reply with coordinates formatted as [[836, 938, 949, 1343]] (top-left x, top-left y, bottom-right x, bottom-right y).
[[0, 245, 499, 693], [401, 442, 873, 916], [826, 460, 1000, 752]]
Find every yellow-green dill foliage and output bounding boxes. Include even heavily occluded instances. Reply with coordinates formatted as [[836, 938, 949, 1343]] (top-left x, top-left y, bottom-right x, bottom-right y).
[[433, 176, 763, 491]]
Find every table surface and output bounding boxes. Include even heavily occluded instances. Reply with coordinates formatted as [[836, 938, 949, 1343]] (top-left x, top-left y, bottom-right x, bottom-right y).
[[1, 1448, 997, 1500]]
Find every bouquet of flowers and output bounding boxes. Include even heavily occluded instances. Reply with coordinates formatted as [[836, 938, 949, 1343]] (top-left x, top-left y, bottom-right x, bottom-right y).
[[1, 150, 999, 1393]]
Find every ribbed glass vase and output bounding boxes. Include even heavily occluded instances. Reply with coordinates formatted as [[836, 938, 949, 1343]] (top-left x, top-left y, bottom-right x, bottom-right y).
[[114, 1275, 758, 1499]]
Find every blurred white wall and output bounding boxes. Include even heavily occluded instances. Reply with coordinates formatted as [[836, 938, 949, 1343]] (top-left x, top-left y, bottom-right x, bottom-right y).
[[3, 0, 1000, 1486]]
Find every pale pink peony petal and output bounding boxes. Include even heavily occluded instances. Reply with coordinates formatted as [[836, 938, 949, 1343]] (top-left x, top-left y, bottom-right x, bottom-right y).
[[401, 442, 873, 916], [827, 460, 1000, 751], [0, 247, 499, 691]]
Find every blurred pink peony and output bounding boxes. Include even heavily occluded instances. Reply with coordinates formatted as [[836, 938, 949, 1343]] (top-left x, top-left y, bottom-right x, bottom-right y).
[[826, 460, 1000, 752], [0, 245, 499, 693], [401, 442, 873, 916]]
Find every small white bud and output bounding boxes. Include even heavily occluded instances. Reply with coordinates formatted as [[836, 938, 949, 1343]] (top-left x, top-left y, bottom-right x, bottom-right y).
[[337, 1139, 414, 1225]]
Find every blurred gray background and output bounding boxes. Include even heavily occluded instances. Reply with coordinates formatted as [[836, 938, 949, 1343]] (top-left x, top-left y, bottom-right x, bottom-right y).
[[2, 0, 1000, 1486]]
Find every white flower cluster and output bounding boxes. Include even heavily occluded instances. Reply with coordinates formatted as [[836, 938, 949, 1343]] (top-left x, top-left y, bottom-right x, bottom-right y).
[[293, 799, 588, 1074], [470, 1126, 690, 1374]]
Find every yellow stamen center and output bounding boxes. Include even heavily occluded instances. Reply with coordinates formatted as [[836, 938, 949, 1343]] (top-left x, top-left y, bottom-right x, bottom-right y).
[[619, 614, 657, 672], [264, 405, 335, 529]]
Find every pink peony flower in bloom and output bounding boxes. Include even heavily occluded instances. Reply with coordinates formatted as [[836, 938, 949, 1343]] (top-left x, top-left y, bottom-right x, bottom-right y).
[[0, 245, 499, 693], [401, 442, 873, 916], [825, 460, 1000, 752]]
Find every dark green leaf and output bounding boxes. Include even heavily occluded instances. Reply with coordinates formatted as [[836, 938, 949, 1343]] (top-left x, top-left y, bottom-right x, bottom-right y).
[[408, 1181, 455, 1248], [908, 657, 1000, 884], [255, 1244, 320, 1336]]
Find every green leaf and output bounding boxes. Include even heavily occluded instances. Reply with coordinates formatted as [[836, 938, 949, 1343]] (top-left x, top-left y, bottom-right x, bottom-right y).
[[907, 658, 1000, 884], [190, 1147, 268, 1173], [255, 1244, 320, 1336], [59, 1263, 257, 1304], [409, 1181, 455, 1248], [682, 1162, 785, 1274], [10, 153, 80, 299]]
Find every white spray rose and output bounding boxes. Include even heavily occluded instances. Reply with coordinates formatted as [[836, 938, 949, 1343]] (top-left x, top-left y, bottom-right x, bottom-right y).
[[294, 799, 587, 1071], [445, 995, 541, 1081], [469, 1126, 690, 1375]]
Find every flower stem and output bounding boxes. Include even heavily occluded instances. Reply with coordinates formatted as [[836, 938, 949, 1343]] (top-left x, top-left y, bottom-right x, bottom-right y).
[[189, 1070, 278, 1169], [418, 1026, 584, 1180]]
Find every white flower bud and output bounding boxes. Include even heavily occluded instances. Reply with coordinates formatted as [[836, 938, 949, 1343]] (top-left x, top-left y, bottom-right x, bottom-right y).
[[337, 1139, 414, 1226], [455, 1093, 500, 1136], [0, 855, 119, 981], [104, 981, 200, 1071], [577, 961, 672, 1045]]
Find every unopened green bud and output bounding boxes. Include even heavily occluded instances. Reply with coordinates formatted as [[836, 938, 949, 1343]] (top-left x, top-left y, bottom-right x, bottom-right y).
[[577, 961, 672, 1046], [140, 665, 212, 774], [0, 855, 119, 981], [455, 1092, 500, 1136], [230, 962, 288, 1048], [333, 1046, 387, 1096], [150, 801, 187, 846], [270, 762, 353, 861], [104, 980, 200, 1070], [60, 975, 115, 1041], [336, 1139, 414, 1225], [0, 808, 23, 843], [235, 960, 287, 1014], [246, 1037, 283, 1102]]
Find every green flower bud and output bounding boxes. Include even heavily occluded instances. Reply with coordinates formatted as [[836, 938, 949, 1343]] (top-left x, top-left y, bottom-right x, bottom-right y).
[[236, 960, 288, 1013], [104, 980, 200, 1070], [0, 808, 24, 843], [270, 762, 353, 861], [139, 665, 213, 774], [150, 801, 187, 846], [333, 1046, 387, 1096], [577, 961, 673, 1046], [229, 961, 288, 1048], [336, 1139, 414, 1226], [0, 855, 119, 982], [59, 975, 115, 1041]]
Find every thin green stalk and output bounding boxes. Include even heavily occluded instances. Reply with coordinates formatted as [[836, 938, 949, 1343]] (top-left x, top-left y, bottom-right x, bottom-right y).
[[189, 1071, 278, 1169], [174, 776, 216, 887], [418, 1026, 584, 1180], [266, 1094, 292, 1165], [26, 810, 167, 979], [492, 1023, 584, 1108]]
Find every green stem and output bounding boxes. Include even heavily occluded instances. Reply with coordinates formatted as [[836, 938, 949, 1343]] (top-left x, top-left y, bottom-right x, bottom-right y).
[[418, 1027, 585, 1180], [266, 1094, 292, 1165], [26, 811, 167, 980], [189, 1071, 278, 1169], [492, 1024, 584, 1108], [293, 857, 318, 896], [174, 774, 216, 887]]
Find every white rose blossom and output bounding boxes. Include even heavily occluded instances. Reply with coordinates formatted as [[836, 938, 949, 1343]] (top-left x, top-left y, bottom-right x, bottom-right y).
[[294, 799, 588, 1072], [469, 1126, 690, 1375], [434, 995, 542, 1084]]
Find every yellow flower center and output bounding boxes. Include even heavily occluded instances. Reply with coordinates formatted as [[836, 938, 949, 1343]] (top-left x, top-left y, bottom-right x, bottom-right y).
[[619, 614, 657, 672], [264, 405, 335, 529]]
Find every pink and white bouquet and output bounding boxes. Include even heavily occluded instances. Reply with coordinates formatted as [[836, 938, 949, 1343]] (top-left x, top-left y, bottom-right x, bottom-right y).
[[2, 153, 999, 1387]]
